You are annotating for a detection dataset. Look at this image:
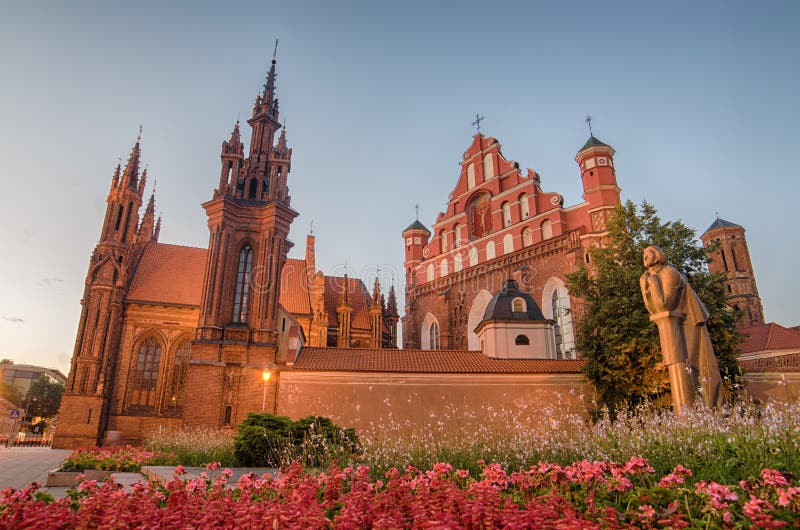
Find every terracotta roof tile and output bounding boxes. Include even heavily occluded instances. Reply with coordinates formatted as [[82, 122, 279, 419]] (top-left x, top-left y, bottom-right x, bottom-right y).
[[279, 258, 311, 315], [127, 243, 207, 306], [323, 276, 373, 329], [293, 347, 587, 374], [740, 323, 800, 354]]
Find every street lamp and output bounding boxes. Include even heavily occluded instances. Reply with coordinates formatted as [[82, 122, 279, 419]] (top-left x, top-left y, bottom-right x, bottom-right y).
[[261, 370, 271, 412]]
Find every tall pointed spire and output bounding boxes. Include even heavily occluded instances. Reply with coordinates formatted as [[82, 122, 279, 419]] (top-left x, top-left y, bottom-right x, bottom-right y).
[[121, 128, 142, 191], [111, 161, 121, 189], [372, 276, 382, 308], [386, 285, 399, 317], [137, 190, 157, 242]]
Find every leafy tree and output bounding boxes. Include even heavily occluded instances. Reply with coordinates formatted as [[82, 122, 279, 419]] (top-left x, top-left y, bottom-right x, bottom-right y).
[[566, 200, 743, 412], [0, 381, 21, 406], [24, 376, 64, 420]]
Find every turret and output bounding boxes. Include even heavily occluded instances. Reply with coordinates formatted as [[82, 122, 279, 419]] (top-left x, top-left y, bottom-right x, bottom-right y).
[[336, 274, 353, 348], [369, 277, 383, 349], [402, 219, 431, 287], [385, 285, 400, 348], [575, 135, 621, 231], [701, 217, 765, 328], [217, 121, 244, 197]]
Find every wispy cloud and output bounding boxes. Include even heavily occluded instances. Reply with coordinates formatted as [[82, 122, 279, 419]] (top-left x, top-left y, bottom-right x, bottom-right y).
[[38, 276, 64, 287], [2, 316, 24, 323]]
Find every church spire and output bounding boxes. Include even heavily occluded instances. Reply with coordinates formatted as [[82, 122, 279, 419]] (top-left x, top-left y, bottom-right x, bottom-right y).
[[120, 128, 143, 193], [137, 190, 157, 243], [386, 285, 399, 318]]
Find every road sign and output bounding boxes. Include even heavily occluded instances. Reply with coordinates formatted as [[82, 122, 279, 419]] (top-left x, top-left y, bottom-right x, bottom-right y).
[[9, 410, 20, 419]]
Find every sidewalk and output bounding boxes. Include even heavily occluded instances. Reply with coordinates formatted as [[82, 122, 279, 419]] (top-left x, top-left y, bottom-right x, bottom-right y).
[[0, 447, 71, 490]]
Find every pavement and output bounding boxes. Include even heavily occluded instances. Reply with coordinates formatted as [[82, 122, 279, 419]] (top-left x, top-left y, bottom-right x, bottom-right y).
[[0, 447, 147, 500], [0, 448, 280, 501]]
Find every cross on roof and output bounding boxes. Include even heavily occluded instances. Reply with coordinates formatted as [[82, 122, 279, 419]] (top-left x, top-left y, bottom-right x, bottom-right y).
[[415, 203, 419, 220], [273, 39, 279, 60], [585, 115, 593, 136], [472, 114, 484, 133]]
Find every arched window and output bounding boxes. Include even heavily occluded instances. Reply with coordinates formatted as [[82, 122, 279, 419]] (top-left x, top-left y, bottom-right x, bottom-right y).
[[468, 246, 478, 267], [485, 241, 496, 260], [440, 259, 449, 277], [224, 405, 232, 427], [551, 288, 575, 359], [421, 313, 440, 350], [128, 336, 162, 414], [467, 163, 476, 189], [427, 263, 435, 282], [519, 193, 530, 219], [483, 153, 494, 179], [515, 335, 530, 345], [440, 231, 448, 253], [502, 202, 512, 226], [233, 245, 253, 323], [430, 321, 440, 349], [453, 224, 462, 247], [522, 227, 533, 247], [162, 339, 190, 415], [541, 219, 553, 240], [453, 253, 463, 272], [248, 178, 258, 199], [512, 297, 526, 313], [503, 234, 514, 254]]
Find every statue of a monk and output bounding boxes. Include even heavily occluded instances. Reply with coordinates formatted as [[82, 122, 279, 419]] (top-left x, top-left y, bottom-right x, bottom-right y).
[[640, 246, 725, 411]]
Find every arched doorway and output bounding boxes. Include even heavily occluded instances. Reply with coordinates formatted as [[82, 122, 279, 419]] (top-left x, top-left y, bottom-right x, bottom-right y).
[[467, 290, 493, 350]]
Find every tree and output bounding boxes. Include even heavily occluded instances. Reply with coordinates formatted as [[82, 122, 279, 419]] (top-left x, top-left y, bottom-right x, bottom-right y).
[[24, 376, 64, 421], [0, 381, 21, 406], [566, 201, 743, 412]]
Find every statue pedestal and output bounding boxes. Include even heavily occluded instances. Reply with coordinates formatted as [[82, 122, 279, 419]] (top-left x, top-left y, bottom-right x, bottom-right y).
[[650, 311, 697, 414]]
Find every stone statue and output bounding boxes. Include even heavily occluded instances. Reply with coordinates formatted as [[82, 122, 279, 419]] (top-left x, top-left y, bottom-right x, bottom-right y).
[[640, 246, 725, 412]]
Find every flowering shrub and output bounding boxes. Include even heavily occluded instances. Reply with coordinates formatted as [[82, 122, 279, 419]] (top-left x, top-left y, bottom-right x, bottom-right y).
[[60, 445, 177, 472], [2, 459, 798, 528]]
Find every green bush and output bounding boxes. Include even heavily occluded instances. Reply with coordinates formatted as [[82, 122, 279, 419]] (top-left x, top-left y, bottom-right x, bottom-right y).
[[233, 413, 360, 468]]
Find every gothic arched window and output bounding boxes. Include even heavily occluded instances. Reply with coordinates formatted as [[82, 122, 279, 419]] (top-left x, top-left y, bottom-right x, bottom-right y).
[[162, 339, 190, 415], [233, 245, 253, 323], [522, 227, 533, 247], [430, 321, 440, 350], [483, 153, 494, 179], [502, 202, 512, 226], [519, 193, 530, 219], [128, 336, 162, 414], [551, 288, 575, 359]]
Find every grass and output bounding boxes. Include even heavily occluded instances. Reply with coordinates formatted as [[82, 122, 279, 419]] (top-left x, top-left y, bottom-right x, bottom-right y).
[[143, 426, 237, 467]]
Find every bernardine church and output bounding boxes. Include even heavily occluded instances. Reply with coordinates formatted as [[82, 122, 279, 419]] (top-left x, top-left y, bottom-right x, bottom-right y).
[[52, 58, 758, 448]]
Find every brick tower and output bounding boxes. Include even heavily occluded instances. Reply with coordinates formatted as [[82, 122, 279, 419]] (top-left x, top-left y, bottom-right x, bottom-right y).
[[701, 217, 764, 328], [54, 135, 150, 448], [187, 55, 298, 426]]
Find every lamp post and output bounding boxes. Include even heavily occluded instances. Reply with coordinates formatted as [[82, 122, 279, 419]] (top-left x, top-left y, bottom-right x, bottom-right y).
[[261, 370, 271, 412]]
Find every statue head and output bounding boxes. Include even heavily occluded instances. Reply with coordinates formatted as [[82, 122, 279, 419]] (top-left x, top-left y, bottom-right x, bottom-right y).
[[643, 246, 667, 268]]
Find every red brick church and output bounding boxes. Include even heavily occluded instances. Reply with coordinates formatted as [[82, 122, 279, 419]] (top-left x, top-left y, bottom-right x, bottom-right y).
[[55, 56, 784, 449]]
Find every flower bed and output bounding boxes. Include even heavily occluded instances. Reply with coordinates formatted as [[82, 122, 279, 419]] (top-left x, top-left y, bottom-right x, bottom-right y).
[[59, 445, 177, 473], [4, 458, 798, 528]]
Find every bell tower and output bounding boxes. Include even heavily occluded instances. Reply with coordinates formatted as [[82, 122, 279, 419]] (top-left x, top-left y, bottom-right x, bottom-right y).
[[188, 54, 298, 428], [54, 135, 148, 448], [701, 217, 765, 329], [575, 135, 621, 233]]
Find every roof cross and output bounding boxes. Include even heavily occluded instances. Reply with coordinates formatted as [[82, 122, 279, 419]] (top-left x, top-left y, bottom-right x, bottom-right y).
[[273, 39, 279, 60], [415, 203, 419, 221], [585, 115, 593, 136], [472, 114, 484, 133]]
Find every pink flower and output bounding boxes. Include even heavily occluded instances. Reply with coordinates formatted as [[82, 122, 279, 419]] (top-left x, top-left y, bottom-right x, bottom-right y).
[[743, 495, 768, 517], [695, 481, 738, 510], [174, 465, 187, 476], [760, 468, 790, 488], [456, 469, 469, 479], [777, 487, 800, 507], [205, 461, 221, 471], [622, 456, 654, 475], [723, 511, 734, 524], [637, 504, 655, 518]]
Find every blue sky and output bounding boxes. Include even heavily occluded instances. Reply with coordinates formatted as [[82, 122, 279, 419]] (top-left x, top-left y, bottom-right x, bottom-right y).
[[1, 1, 798, 372]]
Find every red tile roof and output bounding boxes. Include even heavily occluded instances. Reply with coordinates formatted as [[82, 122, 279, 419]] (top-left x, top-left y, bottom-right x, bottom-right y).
[[740, 323, 800, 354], [279, 258, 312, 315], [293, 347, 587, 374], [127, 243, 207, 306], [323, 276, 373, 329]]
